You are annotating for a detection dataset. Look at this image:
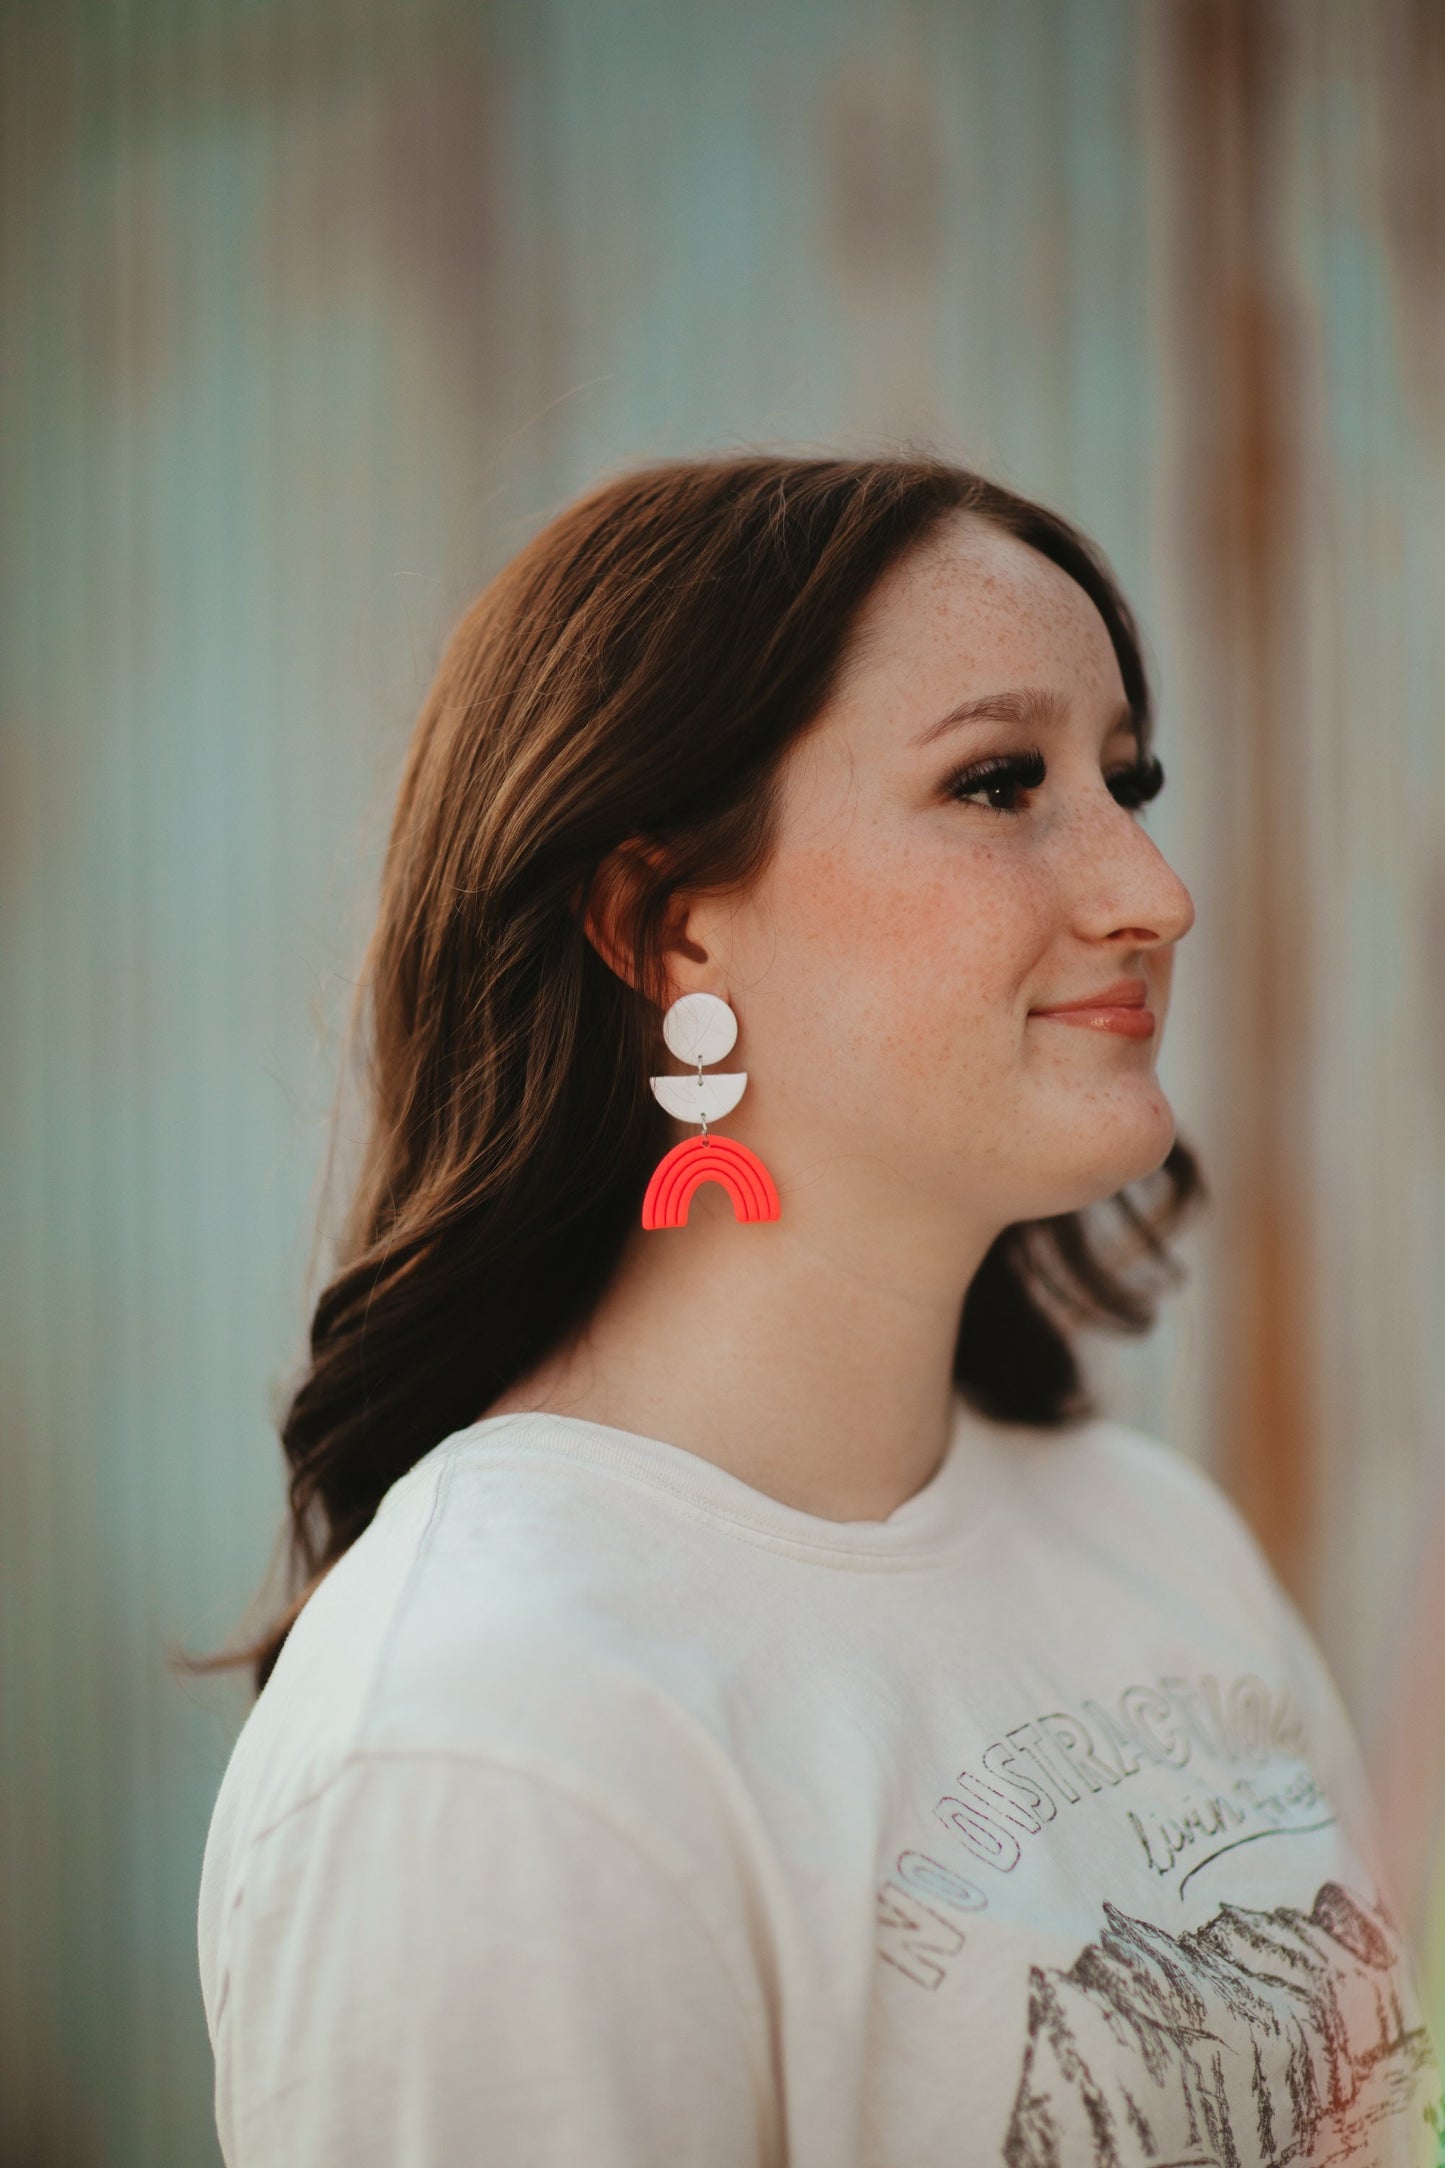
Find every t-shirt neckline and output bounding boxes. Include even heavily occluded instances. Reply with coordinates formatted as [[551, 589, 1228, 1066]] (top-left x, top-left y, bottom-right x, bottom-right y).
[[444, 1389, 1014, 1566]]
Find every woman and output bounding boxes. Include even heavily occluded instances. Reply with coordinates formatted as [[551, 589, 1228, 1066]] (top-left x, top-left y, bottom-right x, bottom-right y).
[[194, 454, 1442, 2166]]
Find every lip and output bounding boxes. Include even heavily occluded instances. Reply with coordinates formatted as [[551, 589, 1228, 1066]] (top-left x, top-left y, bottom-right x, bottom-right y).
[[1029, 977, 1155, 1039]]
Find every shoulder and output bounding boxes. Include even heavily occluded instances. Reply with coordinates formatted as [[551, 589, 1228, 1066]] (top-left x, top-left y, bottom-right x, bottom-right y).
[[1060, 1427, 1389, 1887], [351, 1424, 740, 1780], [198, 1428, 777, 2093], [1005, 1416, 1361, 1779], [1026, 1413, 1289, 1626], [1056, 1412, 1260, 1539], [200, 1424, 749, 1950]]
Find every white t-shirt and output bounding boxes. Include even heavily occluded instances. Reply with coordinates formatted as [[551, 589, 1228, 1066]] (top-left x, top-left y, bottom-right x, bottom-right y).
[[198, 1396, 1443, 2167]]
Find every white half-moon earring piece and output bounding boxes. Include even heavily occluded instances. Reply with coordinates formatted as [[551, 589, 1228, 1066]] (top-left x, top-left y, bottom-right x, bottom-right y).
[[650, 991, 747, 1138]]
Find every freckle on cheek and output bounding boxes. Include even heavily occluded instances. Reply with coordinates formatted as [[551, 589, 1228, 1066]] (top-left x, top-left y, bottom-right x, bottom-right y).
[[788, 853, 881, 941]]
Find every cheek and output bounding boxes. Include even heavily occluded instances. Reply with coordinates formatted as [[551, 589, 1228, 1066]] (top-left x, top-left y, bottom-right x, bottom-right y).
[[749, 831, 1046, 1082]]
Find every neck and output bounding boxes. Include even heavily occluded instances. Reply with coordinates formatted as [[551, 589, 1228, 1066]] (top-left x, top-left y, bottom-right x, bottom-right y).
[[491, 1170, 999, 1522]]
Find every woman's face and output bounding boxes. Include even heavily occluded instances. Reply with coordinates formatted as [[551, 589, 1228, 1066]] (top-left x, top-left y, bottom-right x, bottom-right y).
[[692, 512, 1196, 1236]]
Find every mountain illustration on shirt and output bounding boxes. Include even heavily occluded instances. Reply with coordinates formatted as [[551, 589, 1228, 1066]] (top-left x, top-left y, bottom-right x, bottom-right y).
[[1004, 1877, 1443, 2167]]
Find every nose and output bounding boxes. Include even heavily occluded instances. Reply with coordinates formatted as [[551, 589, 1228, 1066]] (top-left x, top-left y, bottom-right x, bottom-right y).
[[1065, 791, 1195, 953]]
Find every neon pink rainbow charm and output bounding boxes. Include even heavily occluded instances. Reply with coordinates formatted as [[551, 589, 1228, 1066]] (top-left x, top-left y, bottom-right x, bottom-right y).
[[642, 991, 781, 1229], [642, 1133, 781, 1228]]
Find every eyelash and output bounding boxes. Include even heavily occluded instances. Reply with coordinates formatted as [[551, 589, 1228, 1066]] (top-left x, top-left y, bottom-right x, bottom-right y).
[[942, 745, 1166, 817]]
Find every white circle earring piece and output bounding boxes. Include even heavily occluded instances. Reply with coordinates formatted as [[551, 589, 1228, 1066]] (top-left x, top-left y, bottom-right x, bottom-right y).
[[641, 992, 781, 1229], [661, 988, 738, 1069]]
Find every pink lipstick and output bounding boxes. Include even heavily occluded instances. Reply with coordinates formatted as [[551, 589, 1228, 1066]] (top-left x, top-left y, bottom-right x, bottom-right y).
[[1029, 977, 1156, 1040]]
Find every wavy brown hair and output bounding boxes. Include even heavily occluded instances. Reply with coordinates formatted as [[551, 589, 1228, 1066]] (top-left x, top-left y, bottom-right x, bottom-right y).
[[181, 450, 1207, 1698]]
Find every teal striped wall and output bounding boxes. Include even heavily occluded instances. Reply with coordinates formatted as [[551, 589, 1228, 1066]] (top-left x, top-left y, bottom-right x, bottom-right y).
[[4, 3, 1443, 2159]]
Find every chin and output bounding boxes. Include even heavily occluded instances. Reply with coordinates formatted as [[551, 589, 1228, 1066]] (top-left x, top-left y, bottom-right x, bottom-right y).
[[1014, 1101, 1179, 1221], [1103, 1097, 1179, 1193]]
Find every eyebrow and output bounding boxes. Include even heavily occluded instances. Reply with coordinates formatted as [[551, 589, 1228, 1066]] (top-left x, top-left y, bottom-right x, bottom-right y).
[[910, 685, 1138, 749]]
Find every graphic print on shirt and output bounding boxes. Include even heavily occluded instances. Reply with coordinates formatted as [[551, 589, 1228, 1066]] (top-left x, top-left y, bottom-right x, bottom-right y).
[[1004, 1876, 1437, 2168], [874, 1666, 1444, 2168], [875, 1668, 1330, 1997]]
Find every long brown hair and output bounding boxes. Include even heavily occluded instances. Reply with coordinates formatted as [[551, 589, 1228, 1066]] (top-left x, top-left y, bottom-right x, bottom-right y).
[[182, 451, 1207, 1698]]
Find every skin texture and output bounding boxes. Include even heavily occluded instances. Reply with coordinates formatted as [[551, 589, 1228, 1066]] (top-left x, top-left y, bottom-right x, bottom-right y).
[[486, 512, 1197, 1520]]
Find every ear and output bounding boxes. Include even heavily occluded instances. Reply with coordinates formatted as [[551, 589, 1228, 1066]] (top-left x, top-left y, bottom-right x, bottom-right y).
[[579, 838, 712, 1010]]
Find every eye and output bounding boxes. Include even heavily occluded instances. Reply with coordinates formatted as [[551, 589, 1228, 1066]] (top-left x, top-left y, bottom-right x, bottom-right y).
[[1106, 752, 1166, 809], [942, 747, 1047, 815], [941, 747, 1167, 817]]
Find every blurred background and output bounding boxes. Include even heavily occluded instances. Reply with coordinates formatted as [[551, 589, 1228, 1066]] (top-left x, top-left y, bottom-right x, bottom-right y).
[[4, 0, 1445, 2160]]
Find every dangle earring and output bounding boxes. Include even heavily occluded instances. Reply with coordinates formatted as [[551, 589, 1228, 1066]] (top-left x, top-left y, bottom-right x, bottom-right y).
[[641, 991, 781, 1229]]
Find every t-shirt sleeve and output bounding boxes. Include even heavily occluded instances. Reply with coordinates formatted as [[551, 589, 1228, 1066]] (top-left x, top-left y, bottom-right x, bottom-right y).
[[213, 1750, 779, 2168]]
